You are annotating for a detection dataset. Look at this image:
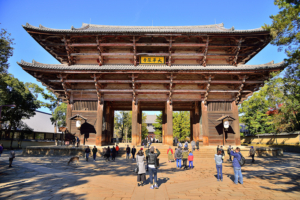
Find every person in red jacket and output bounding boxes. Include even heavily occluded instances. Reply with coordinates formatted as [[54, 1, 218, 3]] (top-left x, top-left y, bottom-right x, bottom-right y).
[[167, 146, 174, 163], [188, 151, 194, 169], [116, 145, 119, 155]]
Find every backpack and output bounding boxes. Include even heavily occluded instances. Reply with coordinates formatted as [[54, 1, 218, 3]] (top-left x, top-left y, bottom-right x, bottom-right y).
[[238, 153, 246, 166], [176, 150, 182, 158], [168, 149, 172, 155]]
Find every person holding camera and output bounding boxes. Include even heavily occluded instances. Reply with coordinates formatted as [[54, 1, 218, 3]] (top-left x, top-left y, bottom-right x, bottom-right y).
[[230, 147, 243, 184], [145, 146, 160, 189]]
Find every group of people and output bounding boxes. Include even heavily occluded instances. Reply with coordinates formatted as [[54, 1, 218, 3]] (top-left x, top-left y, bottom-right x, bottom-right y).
[[84, 145, 120, 162], [214, 145, 256, 184], [126, 145, 136, 160]]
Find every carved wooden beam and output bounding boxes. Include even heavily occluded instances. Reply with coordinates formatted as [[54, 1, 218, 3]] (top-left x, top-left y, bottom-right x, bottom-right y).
[[202, 36, 209, 67], [235, 75, 248, 104], [133, 36, 137, 66], [169, 36, 172, 66], [96, 36, 103, 66], [129, 74, 138, 103], [168, 73, 174, 104], [62, 36, 72, 66], [204, 75, 213, 105], [93, 74, 102, 101], [58, 74, 70, 103], [233, 38, 244, 66]]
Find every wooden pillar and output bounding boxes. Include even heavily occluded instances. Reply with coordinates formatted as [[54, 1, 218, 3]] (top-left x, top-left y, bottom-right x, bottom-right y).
[[104, 102, 111, 144], [95, 100, 104, 146], [164, 100, 173, 146], [66, 103, 72, 133], [132, 100, 139, 146], [193, 101, 200, 142], [137, 103, 142, 146], [231, 102, 241, 146], [109, 108, 114, 144], [162, 109, 166, 144], [190, 110, 194, 141], [201, 101, 209, 146]]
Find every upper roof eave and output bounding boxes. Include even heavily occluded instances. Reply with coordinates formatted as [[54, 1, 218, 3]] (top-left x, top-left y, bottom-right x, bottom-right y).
[[17, 60, 286, 72], [22, 23, 269, 34]]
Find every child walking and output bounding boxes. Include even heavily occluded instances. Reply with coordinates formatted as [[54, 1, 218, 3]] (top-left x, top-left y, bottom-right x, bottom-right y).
[[188, 151, 194, 169]]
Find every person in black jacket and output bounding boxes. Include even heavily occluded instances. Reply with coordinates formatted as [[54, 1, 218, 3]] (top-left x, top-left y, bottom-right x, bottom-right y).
[[126, 145, 130, 160], [145, 146, 161, 189], [85, 146, 91, 161], [132, 146, 137, 160], [111, 146, 116, 161]]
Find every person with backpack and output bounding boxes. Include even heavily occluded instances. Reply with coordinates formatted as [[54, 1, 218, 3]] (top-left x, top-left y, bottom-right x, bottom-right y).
[[167, 146, 174, 163], [214, 150, 223, 181], [136, 148, 146, 187], [145, 146, 160, 189], [174, 147, 182, 168], [92, 146, 97, 161], [182, 147, 189, 170], [85, 146, 91, 161], [188, 151, 194, 169], [227, 145, 232, 161], [249, 146, 256, 163], [230, 147, 244, 184]]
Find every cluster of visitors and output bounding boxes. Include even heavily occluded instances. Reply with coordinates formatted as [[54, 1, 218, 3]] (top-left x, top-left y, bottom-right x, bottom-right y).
[[173, 141, 195, 170], [126, 145, 137, 160], [84, 145, 118, 162]]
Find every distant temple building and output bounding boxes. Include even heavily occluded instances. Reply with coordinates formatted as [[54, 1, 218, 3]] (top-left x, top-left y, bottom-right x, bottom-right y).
[[19, 22, 285, 146], [145, 115, 157, 141]]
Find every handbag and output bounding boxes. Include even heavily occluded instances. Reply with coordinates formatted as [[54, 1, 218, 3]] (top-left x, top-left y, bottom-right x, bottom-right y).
[[134, 164, 139, 174]]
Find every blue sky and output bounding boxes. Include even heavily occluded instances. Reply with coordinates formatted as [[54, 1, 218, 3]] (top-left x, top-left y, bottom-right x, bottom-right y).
[[0, 0, 286, 115]]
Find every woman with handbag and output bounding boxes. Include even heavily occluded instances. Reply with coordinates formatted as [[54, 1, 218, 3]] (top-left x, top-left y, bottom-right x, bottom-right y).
[[136, 148, 146, 186]]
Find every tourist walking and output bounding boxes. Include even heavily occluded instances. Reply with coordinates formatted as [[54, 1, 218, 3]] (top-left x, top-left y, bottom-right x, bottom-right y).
[[249, 146, 256, 163], [184, 141, 188, 148], [92, 146, 97, 161], [188, 151, 194, 169], [116, 145, 119, 155], [167, 146, 174, 162], [227, 145, 232, 161], [105, 147, 111, 161], [126, 145, 130, 159], [214, 150, 223, 181], [196, 140, 200, 151], [230, 147, 243, 184], [175, 147, 182, 168], [182, 147, 189, 170], [8, 150, 15, 168], [145, 146, 161, 189], [132, 146, 137, 160], [217, 145, 220, 153], [174, 137, 178, 146], [85, 146, 91, 161], [191, 140, 196, 152], [220, 146, 225, 161], [0, 144, 3, 157], [77, 137, 80, 147], [136, 148, 146, 186], [111, 146, 116, 161]]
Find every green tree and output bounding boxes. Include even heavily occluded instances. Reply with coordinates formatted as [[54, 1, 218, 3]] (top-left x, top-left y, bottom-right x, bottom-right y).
[[153, 112, 163, 140], [50, 103, 67, 128], [173, 111, 190, 142], [0, 27, 14, 74], [0, 74, 40, 148], [114, 111, 131, 141], [141, 113, 148, 140], [263, 0, 300, 131]]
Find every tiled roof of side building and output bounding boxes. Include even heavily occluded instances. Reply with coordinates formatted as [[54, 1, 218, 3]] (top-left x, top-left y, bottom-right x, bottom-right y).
[[23, 23, 267, 34], [17, 60, 285, 71]]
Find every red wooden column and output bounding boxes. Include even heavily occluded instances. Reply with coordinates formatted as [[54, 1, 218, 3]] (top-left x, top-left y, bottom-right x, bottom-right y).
[[109, 108, 114, 144], [201, 101, 209, 146], [95, 100, 104, 146], [162, 108, 167, 143], [164, 100, 173, 146], [137, 103, 142, 146], [231, 102, 241, 146], [104, 102, 111, 143], [193, 101, 200, 142], [190, 110, 194, 141], [132, 100, 139, 146]]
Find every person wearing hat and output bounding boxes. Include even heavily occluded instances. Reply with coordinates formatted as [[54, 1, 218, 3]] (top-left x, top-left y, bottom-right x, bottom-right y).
[[249, 146, 256, 163], [145, 146, 160, 189], [136, 148, 146, 186]]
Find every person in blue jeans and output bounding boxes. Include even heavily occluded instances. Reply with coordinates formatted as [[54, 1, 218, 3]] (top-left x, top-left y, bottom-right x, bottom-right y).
[[174, 147, 182, 168], [230, 147, 243, 184], [145, 146, 161, 189], [214, 150, 223, 181]]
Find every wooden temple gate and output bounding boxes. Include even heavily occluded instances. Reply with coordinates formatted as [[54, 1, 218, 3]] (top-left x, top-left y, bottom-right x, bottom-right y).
[[18, 22, 285, 146]]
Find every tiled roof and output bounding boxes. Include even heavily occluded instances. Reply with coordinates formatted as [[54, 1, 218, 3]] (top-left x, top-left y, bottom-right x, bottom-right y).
[[18, 60, 285, 71], [23, 23, 267, 34]]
